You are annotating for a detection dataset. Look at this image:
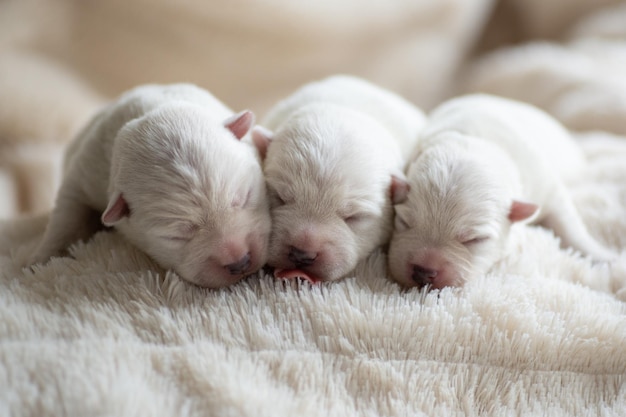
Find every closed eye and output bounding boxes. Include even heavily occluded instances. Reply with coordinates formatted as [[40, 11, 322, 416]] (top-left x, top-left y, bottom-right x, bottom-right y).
[[158, 222, 199, 243], [343, 213, 365, 224], [161, 235, 191, 243], [461, 236, 490, 246]]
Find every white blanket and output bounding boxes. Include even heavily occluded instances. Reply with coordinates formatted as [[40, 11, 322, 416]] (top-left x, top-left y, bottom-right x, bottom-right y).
[[2, 1, 626, 415], [2, 129, 626, 415]]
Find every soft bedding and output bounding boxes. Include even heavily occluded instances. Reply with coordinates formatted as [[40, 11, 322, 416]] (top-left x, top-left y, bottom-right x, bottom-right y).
[[1, 0, 626, 415]]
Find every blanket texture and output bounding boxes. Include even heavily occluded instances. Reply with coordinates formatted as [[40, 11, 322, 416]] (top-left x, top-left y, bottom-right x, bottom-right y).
[[1, 0, 626, 416], [2, 132, 626, 416]]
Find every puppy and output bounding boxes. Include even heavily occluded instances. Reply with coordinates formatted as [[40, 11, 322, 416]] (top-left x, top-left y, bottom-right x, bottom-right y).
[[31, 83, 271, 288], [252, 75, 426, 283], [389, 94, 616, 289]]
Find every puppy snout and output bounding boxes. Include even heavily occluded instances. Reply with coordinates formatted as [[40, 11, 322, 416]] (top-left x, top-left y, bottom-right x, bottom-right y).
[[287, 246, 317, 267], [411, 265, 438, 286], [224, 252, 252, 275]]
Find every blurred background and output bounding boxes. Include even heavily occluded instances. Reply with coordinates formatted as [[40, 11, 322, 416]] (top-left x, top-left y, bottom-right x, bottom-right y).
[[1, 0, 625, 219]]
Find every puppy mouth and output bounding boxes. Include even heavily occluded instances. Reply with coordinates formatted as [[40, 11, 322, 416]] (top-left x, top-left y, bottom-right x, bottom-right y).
[[273, 268, 321, 284]]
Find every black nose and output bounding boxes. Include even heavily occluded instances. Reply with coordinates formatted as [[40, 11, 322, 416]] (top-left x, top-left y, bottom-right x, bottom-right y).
[[225, 252, 251, 275], [288, 246, 317, 267], [412, 265, 438, 286]]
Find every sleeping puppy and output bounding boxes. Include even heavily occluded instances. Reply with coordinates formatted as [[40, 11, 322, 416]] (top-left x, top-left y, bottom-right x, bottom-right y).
[[389, 94, 616, 289], [252, 75, 426, 283], [30, 83, 271, 288]]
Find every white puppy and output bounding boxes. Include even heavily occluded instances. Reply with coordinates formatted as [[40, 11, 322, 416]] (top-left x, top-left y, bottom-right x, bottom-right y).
[[252, 75, 426, 283], [389, 94, 616, 289], [31, 83, 271, 288]]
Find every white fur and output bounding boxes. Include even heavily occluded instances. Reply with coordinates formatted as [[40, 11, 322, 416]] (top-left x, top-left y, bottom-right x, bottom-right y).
[[31, 83, 271, 288], [257, 75, 426, 282], [389, 94, 616, 289]]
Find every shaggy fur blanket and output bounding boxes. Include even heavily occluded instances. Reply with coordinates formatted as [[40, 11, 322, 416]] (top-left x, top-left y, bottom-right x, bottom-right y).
[[1, 0, 626, 415], [1, 130, 626, 415]]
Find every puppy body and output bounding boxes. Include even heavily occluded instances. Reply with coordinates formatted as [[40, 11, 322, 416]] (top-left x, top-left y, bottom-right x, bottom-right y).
[[390, 94, 615, 289], [32, 83, 271, 288], [255, 75, 426, 282], [262, 75, 424, 157]]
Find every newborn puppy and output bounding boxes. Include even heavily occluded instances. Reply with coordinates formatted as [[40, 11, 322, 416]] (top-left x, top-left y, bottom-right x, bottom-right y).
[[31, 83, 271, 288], [252, 75, 426, 283], [389, 94, 616, 289]]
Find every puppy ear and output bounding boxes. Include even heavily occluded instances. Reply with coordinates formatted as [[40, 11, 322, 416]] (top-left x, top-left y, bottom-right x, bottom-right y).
[[508, 200, 539, 222], [251, 125, 274, 160], [390, 175, 410, 204], [224, 110, 255, 140], [102, 192, 130, 226]]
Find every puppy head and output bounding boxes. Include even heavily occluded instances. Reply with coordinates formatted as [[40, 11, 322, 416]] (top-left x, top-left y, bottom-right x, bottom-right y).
[[388, 137, 538, 289], [103, 105, 271, 288], [254, 105, 407, 282]]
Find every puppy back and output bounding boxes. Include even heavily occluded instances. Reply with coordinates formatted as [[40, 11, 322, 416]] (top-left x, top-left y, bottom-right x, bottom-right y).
[[262, 75, 425, 156]]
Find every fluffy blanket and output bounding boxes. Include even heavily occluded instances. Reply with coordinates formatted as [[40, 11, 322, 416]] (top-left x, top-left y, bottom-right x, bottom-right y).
[[2, 136, 626, 417], [2, 1, 626, 416], [2, 161, 626, 416]]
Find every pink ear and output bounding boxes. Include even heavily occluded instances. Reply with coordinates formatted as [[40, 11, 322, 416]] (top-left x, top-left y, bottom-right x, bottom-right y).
[[102, 193, 130, 226], [390, 175, 410, 204], [508, 200, 539, 222], [251, 125, 274, 160], [224, 110, 255, 140]]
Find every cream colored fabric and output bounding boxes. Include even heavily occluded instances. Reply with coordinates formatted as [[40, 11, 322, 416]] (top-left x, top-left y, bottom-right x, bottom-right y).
[[2, 0, 626, 415], [0, 51, 103, 218], [30, 0, 492, 113], [1, 130, 626, 416], [463, 2, 626, 136], [491, 0, 623, 39]]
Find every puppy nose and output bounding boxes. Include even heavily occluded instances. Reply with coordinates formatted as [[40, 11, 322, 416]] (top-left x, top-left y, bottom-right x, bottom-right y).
[[411, 265, 438, 286], [224, 252, 251, 275], [288, 246, 317, 267]]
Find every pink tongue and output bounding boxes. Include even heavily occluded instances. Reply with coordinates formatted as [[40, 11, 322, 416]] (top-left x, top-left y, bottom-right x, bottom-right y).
[[274, 269, 320, 284]]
